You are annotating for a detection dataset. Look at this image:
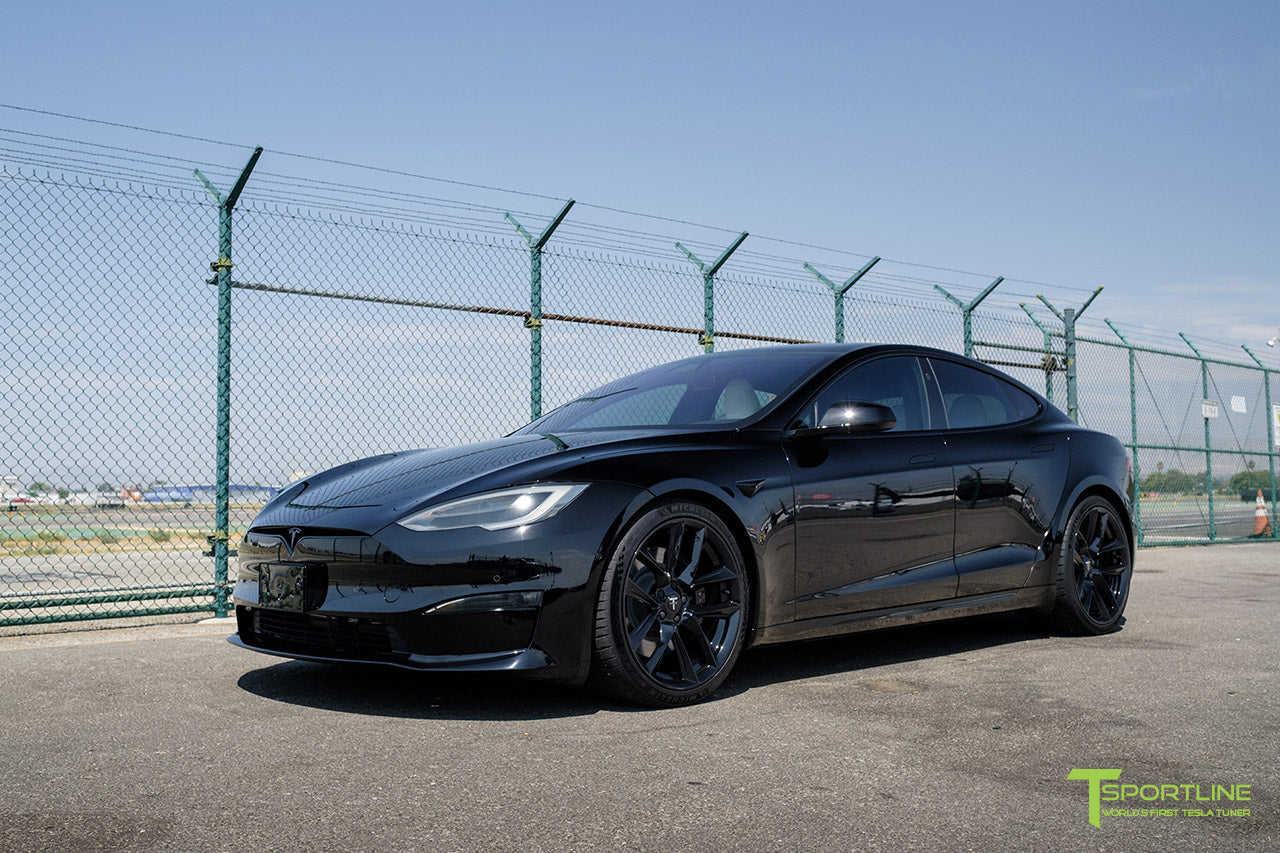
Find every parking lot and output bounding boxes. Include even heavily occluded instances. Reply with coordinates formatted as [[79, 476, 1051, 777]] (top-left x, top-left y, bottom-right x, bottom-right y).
[[0, 544, 1275, 852]]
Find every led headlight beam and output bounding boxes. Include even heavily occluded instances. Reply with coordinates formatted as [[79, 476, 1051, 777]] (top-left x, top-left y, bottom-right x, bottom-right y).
[[396, 484, 588, 532]]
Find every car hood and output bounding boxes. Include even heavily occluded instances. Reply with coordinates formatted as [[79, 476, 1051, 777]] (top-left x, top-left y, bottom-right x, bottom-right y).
[[249, 429, 676, 532]]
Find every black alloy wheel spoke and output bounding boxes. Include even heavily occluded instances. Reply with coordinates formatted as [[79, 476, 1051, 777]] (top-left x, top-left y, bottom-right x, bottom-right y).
[[628, 610, 659, 652], [681, 618, 718, 668], [689, 599, 739, 619], [1076, 518, 1093, 552], [665, 523, 687, 575], [1072, 552, 1087, 583], [677, 528, 705, 585], [1098, 557, 1127, 575], [1092, 577, 1118, 614], [644, 642, 668, 675], [626, 578, 660, 608], [1082, 509, 1099, 543], [1079, 578, 1096, 614], [690, 565, 736, 587], [643, 623, 678, 674], [635, 548, 667, 581], [670, 632, 697, 682], [1098, 537, 1127, 557], [1089, 512, 1111, 553]]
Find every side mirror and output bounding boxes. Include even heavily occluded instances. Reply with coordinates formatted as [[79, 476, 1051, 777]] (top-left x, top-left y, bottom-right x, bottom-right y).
[[790, 401, 897, 439]]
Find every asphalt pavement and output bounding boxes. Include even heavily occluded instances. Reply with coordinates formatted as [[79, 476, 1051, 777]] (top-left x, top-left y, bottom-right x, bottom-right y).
[[1, 544, 1276, 852]]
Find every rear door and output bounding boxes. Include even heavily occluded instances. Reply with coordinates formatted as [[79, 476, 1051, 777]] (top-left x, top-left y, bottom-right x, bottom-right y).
[[926, 357, 1068, 595]]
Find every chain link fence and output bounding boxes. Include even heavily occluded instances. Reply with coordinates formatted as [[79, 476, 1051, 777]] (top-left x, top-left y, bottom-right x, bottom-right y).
[[3, 169, 217, 623], [3, 131, 1277, 626]]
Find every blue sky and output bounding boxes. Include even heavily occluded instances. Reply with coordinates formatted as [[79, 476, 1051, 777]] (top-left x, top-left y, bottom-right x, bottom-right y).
[[6, 0, 1280, 354]]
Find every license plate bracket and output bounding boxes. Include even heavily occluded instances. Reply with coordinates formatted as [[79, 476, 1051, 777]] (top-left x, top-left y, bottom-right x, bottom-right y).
[[259, 562, 314, 611]]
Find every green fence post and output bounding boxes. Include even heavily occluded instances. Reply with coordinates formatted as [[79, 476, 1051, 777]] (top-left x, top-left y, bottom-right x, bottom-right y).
[[803, 256, 880, 343], [934, 277, 1003, 357], [194, 146, 263, 618], [677, 232, 748, 353], [505, 199, 575, 420], [1242, 345, 1277, 538], [1064, 308, 1078, 420], [1019, 303, 1057, 403], [1179, 333, 1215, 540], [1106, 319, 1142, 544], [1036, 286, 1102, 422]]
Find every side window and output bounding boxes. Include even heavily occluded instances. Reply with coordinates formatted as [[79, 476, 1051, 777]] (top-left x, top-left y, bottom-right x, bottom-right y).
[[1000, 379, 1041, 422], [711, 380, 777, 421], [928, 358, 1040, 428], [796, 356, 929, 432]]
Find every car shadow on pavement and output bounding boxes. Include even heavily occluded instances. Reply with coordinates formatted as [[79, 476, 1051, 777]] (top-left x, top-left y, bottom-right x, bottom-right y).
[[721, 610, 1055, 698], [236, 661, 607, 721], [235, 610, 1056, 720]]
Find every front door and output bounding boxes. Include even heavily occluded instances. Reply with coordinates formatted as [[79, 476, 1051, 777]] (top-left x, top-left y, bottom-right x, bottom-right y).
[[786, 355, 957, 620]]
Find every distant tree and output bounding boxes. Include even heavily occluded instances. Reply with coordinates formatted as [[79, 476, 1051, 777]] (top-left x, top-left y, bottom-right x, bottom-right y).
[[96, 482, 114, 492], [1140, 470, 1165, 492], [27, 481, 52, 494], [1140, 468, 1206, 494], [57, 488, 69, 500], [1229, 469, 1273, 493]]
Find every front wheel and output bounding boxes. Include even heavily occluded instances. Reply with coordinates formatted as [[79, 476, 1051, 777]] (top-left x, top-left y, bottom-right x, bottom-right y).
[[1048, 495, 1133, 635], [590, 502, 750, 707]]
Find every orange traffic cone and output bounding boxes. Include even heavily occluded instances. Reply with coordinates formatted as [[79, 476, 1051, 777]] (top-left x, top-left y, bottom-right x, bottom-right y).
[[1251, 489, 1272, 538]]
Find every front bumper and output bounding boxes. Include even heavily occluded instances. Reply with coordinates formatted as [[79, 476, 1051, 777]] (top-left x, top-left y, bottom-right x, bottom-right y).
[[229, 482, 643, 684]]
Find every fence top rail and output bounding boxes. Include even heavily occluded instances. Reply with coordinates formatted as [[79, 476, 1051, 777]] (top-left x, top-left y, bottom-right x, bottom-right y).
[[1073, 333, 1272, 372]]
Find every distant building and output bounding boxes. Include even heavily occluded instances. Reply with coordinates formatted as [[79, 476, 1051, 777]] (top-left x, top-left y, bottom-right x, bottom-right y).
[[144, 484, 278, 504]]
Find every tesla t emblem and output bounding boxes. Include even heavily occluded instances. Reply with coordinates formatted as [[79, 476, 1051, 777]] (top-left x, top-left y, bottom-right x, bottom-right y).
[[284, 527, 303, 554], [665, 592, 682, 613]]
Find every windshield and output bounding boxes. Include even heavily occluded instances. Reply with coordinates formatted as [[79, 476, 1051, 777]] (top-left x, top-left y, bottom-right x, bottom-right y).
[[515, 348, 832, 434]]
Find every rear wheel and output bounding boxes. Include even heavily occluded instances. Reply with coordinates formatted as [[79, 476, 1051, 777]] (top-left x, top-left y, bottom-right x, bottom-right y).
[[590, 502, 750, 707], [1048, 495, 1132, 635]]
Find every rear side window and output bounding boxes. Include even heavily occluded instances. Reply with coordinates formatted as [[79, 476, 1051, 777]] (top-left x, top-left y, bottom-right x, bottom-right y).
[[928, 358, 1041, 428]]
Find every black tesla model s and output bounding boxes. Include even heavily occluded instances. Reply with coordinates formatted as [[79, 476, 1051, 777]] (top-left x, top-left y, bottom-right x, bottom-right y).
[[230, 343, 1134, 706]]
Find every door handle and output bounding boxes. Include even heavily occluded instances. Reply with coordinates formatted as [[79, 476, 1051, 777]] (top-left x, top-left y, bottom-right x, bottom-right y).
[[909, 453, 937, 465], [1031, 443, 1054, 454]]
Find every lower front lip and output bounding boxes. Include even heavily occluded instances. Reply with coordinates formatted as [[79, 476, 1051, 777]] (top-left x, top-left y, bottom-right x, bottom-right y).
[[232, 584, 547, 664]]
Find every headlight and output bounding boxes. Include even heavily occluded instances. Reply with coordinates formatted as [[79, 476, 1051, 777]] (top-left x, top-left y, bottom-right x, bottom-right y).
[[395, 484, 588, 532]]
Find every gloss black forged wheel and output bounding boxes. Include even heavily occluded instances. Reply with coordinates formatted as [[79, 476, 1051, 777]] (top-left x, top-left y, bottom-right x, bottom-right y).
[[1050, 495, 1133, 635], [591, 502, 750, 707]]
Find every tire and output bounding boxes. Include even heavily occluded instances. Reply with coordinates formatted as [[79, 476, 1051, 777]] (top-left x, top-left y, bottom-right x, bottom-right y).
[[590, 501, 750, 707], [1048, 495, 1133, 635]]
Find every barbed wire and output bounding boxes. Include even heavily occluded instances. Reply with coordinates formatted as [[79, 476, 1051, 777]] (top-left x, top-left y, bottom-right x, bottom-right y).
[[0, 103, 1270, 366], [0, 103, 1096, 300]]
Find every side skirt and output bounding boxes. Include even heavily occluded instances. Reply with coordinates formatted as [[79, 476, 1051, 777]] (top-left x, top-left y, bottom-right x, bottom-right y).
[[748, 585, 1054, 647]]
